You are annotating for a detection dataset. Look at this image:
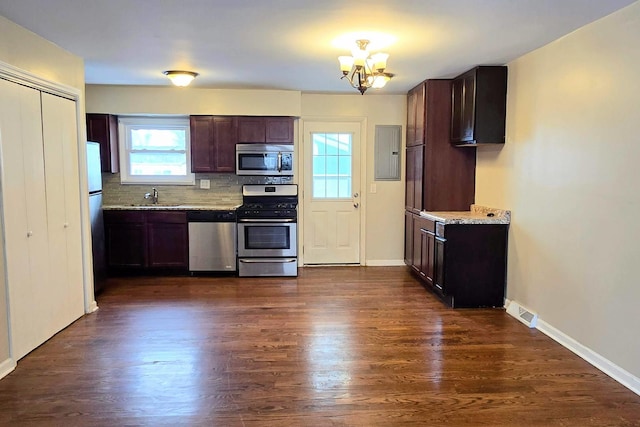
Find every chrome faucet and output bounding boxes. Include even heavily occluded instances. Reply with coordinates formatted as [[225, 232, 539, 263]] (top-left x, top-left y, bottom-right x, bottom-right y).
[[144, 187, 159, 204]]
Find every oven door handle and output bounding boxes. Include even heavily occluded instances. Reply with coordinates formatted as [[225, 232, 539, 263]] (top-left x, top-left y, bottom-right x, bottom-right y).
[[277, 152, 282, 172], [239, 258, 297, 264], [238, 218, 296, 223]]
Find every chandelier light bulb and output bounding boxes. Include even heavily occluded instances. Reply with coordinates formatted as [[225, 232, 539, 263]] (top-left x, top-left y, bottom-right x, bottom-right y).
[[338, 56, 354, 74], [370, 53, 389, 72]]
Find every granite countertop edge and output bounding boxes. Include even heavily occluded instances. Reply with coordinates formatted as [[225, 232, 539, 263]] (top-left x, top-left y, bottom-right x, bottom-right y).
[[103, 204, 242, 211], [419, 204, 511, 225]]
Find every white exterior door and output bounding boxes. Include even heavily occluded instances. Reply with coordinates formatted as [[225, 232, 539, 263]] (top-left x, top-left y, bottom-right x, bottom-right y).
[[302, 121, 361, 264]]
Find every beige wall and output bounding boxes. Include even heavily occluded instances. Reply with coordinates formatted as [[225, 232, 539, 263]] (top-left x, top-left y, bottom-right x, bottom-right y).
[[476, 2, 640, 378], [86, 85, 301, 117], [0, 16, 85, 367], [86, 87, 407, 265], [0, 16, 84, 90], [300, 94, 407, 264]]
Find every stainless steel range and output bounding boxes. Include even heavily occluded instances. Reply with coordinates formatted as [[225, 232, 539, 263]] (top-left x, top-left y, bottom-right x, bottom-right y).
[[237, 184, 298, 277]]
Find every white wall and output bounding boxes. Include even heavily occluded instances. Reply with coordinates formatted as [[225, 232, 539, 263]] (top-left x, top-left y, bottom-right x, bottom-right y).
[[301, 94, 407, 265], [0, 15, 85, 368], [476, 2, 640, 379]]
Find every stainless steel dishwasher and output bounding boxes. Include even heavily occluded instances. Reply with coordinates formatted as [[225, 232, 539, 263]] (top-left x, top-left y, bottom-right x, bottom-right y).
[[187, 210, 237, 273]]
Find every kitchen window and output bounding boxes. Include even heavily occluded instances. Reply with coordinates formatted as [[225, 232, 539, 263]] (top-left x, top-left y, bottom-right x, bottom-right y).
[[118, 116, 195, 185]]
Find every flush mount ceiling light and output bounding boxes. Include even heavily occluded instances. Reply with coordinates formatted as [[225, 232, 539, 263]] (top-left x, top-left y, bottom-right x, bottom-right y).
[[338, 39, 394, 95], [163, 70, 199, 87]]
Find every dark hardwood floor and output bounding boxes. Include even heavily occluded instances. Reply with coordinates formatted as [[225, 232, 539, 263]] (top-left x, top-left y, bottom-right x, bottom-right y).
[[0, 267, 638, 426]]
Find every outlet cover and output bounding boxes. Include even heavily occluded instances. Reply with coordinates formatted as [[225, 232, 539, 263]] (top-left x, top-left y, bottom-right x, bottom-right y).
[[200, 179, 210, 189]]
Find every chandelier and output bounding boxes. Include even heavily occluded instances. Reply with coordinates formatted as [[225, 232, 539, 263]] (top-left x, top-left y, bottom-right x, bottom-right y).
[[338, 39, 394, 95]]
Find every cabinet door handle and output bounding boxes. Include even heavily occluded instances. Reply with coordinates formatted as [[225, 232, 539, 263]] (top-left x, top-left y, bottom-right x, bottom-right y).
[[26, 231, 33, 237], [353, 202, 359, 208], [63, 223, 69, 228]]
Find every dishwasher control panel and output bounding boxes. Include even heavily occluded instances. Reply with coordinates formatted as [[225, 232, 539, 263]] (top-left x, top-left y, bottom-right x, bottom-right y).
[[187, 210, 236, 222]]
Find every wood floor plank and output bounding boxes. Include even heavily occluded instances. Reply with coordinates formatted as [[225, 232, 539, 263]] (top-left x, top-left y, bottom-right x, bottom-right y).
[[0, 266, 638, 426]]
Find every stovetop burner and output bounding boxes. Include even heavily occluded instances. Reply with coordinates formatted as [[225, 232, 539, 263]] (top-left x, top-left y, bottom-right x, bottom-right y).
[[238, 184, 298, 220]]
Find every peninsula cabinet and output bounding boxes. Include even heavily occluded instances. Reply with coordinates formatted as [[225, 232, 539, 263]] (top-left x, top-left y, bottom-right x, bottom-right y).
[[190, 116, 237, 172], [237, 116, 294, 144], [104, 210, 188, 272], [432, 223, 508, 308], [0, 79, 85, 360], [86, 113, 119, 173], [451, 66, 508, 146]]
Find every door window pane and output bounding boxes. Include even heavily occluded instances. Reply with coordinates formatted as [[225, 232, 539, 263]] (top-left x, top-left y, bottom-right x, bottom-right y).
[[311, 132, 352, 199]]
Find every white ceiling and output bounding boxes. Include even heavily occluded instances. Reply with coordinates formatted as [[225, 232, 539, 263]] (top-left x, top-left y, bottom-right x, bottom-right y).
[[0, 0, 635, 94]]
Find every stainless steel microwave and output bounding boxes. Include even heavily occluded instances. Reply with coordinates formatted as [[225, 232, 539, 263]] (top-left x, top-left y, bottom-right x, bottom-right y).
[[235, 143, 294, 176]]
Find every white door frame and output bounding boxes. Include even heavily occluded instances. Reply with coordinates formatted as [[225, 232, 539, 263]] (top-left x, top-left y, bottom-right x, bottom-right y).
[[0, 61, 98, 320], [297, 116, 367, 266]]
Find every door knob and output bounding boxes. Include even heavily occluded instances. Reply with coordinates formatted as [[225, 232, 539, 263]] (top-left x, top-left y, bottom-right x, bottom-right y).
[[353, 202, 359, 208]]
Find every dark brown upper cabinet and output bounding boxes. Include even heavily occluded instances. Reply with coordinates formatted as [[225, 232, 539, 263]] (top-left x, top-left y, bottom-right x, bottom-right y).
[[406, 84, 425, 147], [237, 117, 294, 144], [86, 113, 119, 173], [451, 66, 507, 146], [405, 79, 475, 213], [190, 116, 237, 173]]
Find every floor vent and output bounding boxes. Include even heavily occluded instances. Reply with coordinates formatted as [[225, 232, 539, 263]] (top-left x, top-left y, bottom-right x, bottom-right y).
[[506, 301, 538, 328]]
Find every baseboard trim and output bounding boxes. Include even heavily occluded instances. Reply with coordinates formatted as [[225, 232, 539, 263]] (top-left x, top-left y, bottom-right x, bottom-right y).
[[0, 357, 16, 380], [87, 300, 99, 313], [506, 299, 639, 396], [536, 318, 640, 396], [365, 260, 406, 267]]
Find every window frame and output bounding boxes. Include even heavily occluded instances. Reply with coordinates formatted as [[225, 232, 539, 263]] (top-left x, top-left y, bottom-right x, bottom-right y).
[[118, 116, 195, 185]]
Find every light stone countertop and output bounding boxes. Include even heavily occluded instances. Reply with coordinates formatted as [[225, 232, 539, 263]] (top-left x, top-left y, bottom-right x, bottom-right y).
[[103, 204, 242, 211], [420, 204, 511, 225]]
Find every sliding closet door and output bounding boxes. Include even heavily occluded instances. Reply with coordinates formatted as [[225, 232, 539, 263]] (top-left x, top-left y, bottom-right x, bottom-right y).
[[41, 92, 84, 331], [0, 78, 50, 360]]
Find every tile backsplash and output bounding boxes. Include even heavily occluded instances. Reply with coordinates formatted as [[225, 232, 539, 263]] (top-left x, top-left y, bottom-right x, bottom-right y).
[[102, 173, 293, 206]]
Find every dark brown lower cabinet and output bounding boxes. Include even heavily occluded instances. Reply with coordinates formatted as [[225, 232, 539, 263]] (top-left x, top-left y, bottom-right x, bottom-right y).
[[420, 227, 435, 287], [404, 210, 413, 266], [104, 211, 146, 268], [146, 212, 188, 268], [104, 210, 188, 272], [405, 214, 508, 308]]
